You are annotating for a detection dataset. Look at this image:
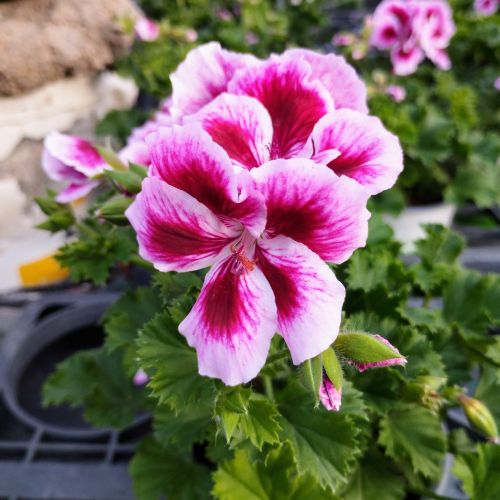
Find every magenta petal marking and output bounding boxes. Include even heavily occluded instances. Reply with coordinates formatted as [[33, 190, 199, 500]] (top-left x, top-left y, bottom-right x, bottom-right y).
[[306, 109, 404, 195], [251, 159, 370, 264], [55, 181, 100, 203], [256, 236, 345, 365], [319, 379, 342, 412], [188, 93, 272, 169], [44, 132, 107, 177], [125, 177, 238, 272], [179, 256, 278, 386], [283, 48, 368, 113], [228, 56, 333, 159], [170, 42, 259, 118], [147, 125, 267, 237], [42, 149, 87, 183]]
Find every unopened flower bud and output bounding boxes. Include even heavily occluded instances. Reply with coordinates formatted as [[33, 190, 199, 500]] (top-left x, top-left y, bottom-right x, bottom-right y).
[[97, 195, 133, 225], [319, 378, 342, 412], [335, 332, 406, 372], [133, 368, 149, 386], [458, 394, 498, 442], [135, 18, 160, 42]]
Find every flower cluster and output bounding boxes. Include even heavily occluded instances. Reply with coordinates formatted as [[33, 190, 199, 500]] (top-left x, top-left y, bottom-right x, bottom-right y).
[[123, 43, 403, 385], [371, 0, 455, 75], [42, 43, 403, 386]]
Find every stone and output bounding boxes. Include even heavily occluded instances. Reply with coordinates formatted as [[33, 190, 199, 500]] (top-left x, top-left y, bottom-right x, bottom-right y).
[[0, 0, 140, 96]]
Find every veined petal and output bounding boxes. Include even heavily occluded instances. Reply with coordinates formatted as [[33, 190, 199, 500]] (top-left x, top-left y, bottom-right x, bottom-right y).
[[251, 159, 370, 264], [283, 49, 368, 113], [228, 56, 333, 159], [147, 125, 267, 237], [44, 132, 107, 177], [42, 149, 86, 183], [55, 181, 100, 203], [188, 93, 272, 169], [170, 42, 259, 118], [179, 256, 278, 386], [125, 177, 238, 272], [119, 141, 151, 167], [256, 236, 345, 365], [305, 110, 403, 195]]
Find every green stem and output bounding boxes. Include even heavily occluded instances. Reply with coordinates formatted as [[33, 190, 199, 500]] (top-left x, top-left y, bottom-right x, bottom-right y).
[[266, 349, 289, 364], [263, 376, 275, 402], [130, 255, 155, 272], [76, 222, 99, 239]]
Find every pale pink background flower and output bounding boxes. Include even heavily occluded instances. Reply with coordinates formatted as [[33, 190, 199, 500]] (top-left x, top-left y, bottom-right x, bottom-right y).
[[332, 33, 355, 46], [385, 84, 407, 102], [474, 0, 498, 15], [495, 76, 500, 90], [135, 18, 160, 42]]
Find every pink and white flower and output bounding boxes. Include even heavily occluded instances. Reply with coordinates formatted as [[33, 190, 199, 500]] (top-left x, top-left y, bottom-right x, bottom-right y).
[[319, 378, 342, 411], [135, 18, 160, 42], [185, 53, 401, 195], [474, 0, 498, 16], [42, 132, 108, 203], [126, 126, 371, 385], [370, 0, 455, 75]]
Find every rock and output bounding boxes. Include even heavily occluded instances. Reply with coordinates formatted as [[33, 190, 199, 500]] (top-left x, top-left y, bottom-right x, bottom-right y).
[[0, 0, 141, 96]]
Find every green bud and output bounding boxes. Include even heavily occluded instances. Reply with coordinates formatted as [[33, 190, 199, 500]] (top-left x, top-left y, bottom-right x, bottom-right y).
[[321, 348, 343, 390], [334, 332, 406, 372], [97, 196, 133, 225], [96, 146, 127, 171], [105, 169, 143, 194], [458, 394, 498, 442]]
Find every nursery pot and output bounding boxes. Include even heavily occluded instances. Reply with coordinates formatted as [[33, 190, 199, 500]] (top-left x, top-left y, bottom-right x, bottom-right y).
[[0, 293, 149, 438], [384, 203, 456, 253]]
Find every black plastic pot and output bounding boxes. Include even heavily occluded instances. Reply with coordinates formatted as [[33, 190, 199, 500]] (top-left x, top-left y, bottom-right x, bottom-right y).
[[0, 292, 150, 499]]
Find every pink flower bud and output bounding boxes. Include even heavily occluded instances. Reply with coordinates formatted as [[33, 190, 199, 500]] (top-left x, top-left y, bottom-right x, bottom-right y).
[[495, 76, 500, 91], [133, 368, 149, 386], [332, 33, 355, 47], [319, 378, 342, 411], [385, 84, 407, 102], [135, 18, 160, 42], [185, 29, 198, 43]]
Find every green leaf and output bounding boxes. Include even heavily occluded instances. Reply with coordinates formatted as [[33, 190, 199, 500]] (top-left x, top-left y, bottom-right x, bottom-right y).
[[321, 348, 343, 390], [453, 443, 500, 500], [96, 108, 149, 144], [378, 405, 446, 479], [43, 348, 145, 429], [137, 310, 216, 411], [103, 287, 163, 368], [130, 436, 212, 500], [341, 448, 405, 500], [298, 355, 323, 404], [212, 446, 337, 500], [105, 168, 143, 193], [57, 224, 136, 284], [414, 224, 465, 265], [154, 402, 212, 450], [152, 271, 202, 304], [278, 382, 360, 490], [215, 388, 281, 449]]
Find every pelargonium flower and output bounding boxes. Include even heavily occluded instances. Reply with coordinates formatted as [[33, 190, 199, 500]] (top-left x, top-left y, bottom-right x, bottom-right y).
[[474, 0, 498, 16], [371, 0, 454, 75], [42, 132, 108, 203], [126, 126, 370, 385], [319, 378, 342, 411], [385, 84, 407, 102], [184, 50, 401, 195]]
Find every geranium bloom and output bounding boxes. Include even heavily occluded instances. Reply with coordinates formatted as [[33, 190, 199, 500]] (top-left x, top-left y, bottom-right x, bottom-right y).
[[474, 0, 498, 16], [42, 132, 107, 203], [183, 48, 401, 195], [385, 84, 407, 102], [126, 126, 370, 385], [371, 0, 454, 75]]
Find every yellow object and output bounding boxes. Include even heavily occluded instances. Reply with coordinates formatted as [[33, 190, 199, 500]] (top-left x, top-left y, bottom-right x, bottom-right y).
[[18, 254, 69, 287]]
